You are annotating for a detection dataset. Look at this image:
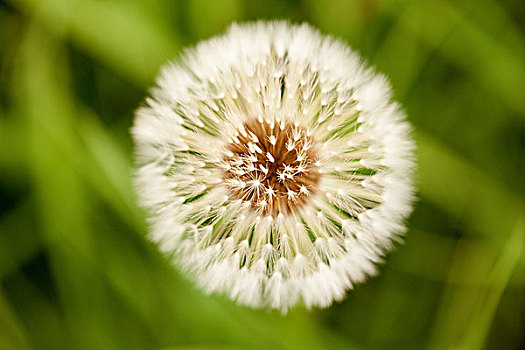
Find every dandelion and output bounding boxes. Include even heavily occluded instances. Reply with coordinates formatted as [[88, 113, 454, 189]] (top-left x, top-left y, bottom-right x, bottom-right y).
[[132, 21, 415, 311]]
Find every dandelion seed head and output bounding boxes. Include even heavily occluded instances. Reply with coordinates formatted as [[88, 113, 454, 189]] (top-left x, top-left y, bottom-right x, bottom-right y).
[[133, 21, 415, 312]]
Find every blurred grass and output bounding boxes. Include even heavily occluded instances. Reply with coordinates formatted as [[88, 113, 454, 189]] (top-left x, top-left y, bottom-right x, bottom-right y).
[[1, 0, 524, 349]]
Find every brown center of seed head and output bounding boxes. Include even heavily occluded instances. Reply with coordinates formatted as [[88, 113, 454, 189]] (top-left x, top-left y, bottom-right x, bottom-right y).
[[223, 119, 321, 216]]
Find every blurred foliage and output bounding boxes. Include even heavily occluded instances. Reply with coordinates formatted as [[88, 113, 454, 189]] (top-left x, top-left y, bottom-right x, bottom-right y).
[[1, 0, 524, 349]]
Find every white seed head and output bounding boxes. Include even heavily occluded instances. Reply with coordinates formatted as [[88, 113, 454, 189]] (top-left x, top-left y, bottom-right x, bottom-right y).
[[132, 21, 416, 312]]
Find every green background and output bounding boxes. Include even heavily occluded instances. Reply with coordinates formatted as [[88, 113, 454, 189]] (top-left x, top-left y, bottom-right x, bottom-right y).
[[1, 0, 524, 349]]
